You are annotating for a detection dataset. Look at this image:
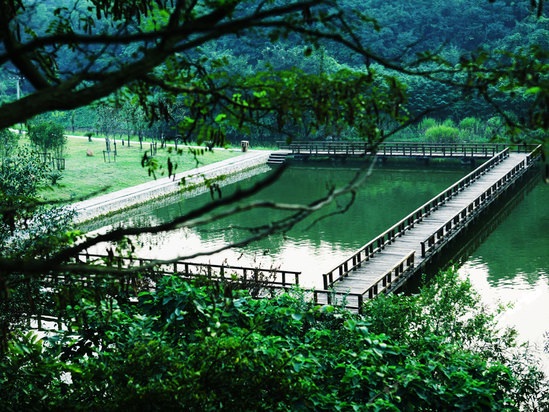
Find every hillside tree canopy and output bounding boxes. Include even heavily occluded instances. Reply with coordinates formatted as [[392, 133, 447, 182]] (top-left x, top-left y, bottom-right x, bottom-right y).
[[0, 0, 546, 143], [0, 0, 409, 140]]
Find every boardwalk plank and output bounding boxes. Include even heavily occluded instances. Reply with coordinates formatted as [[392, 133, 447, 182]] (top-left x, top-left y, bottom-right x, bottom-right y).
[[331, 153, 530, 295]]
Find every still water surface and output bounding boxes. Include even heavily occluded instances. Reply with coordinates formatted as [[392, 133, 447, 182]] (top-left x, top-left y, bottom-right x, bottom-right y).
[[457, 180, 549, 371], [117, 164, 466, 288]]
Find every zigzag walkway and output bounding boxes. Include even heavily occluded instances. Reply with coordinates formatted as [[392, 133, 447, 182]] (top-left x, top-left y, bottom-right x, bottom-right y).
[[60, 144, 540, 315], [318, 149, 537, 309]]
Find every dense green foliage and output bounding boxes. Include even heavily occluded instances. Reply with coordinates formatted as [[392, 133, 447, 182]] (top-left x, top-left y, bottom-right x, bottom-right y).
[[0, 1, 548, 409], [28, 121, 66, 158], [0, 146, 50, 226], [0, 128, 19, 161], [0, 141, 74, 348], [1, 270, 547, 410]]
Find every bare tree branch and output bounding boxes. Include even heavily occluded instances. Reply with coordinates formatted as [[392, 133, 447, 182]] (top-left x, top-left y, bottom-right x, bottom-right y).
[[0, 154, 378, 278]]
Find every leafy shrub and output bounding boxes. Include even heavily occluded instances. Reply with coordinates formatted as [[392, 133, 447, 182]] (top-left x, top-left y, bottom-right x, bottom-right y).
[[28, 121, 67, 158], [2, 270, 548, 410], [458, 117, 484, 141], [442, 118, 455, 127], [0, 147, 50, 198], [485, 116, 504, 138], [459, 116, 480, 132], [424, 124, 460, 143], [0, 129, 19, 161], [418, 117, 437, 132], [486, 116, 503, 129]]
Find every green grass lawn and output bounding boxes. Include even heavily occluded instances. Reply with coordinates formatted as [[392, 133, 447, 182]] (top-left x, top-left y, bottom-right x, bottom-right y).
[[39, 136, 241, 202]]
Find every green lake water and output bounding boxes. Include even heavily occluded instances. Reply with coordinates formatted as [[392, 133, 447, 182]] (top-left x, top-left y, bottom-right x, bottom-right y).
[[117, 163, 468, 288], [457, 179, 549, 371]]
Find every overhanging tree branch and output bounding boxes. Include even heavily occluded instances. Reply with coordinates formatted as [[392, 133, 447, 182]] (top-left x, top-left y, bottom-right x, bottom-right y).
[[0, 155, 377, 279]]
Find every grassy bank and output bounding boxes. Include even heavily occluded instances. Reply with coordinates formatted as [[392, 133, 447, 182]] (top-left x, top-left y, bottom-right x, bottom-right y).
[[38, 135, 241, 202]]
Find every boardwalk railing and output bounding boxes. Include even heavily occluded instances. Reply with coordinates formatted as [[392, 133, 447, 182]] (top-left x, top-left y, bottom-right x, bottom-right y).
[[279, 141, 371, 155], [316, 250, 415, 312], [526, 144, 543, 164], [322, 149, 509, 288], [25, 313, 66, 332], [363, 251, 415, 298], [421, 145, 542, 257], [277, 141, 537, 157], [76, 253, 301, 289], [378, 143, 501, 158], [311, 290, 365, 312]]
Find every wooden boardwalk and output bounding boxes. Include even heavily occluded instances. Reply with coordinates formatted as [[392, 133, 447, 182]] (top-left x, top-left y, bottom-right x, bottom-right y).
[[318, 146, 541, 309], [59, 144, 540, 316], [277, 141, 531, 160]]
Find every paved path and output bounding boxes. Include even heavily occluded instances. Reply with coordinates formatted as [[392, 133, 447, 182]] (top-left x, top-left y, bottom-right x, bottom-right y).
[[72, 150, 272, 223]]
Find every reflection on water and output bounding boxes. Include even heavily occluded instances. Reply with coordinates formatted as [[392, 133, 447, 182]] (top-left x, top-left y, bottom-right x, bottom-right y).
[[457, 181, 549, 373], [95, 164, 468, 288]]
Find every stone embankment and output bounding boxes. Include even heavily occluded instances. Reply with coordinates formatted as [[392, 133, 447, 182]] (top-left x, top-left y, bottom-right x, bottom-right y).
[[72, 151, 272, 224]]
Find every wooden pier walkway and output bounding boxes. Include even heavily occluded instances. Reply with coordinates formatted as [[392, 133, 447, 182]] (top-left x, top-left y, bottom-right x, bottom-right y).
[[277, 141, 526, 160], [317, 145, 541, 310], [55, 144, 540, 317]]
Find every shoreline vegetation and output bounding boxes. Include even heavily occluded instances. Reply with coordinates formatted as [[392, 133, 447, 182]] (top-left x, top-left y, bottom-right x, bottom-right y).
[[31, 115, 508, 204], [3, 269, 548, 409]]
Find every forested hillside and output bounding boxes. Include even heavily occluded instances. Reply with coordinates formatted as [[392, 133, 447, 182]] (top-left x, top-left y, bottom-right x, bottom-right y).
[[1, 0, 547, 144]]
